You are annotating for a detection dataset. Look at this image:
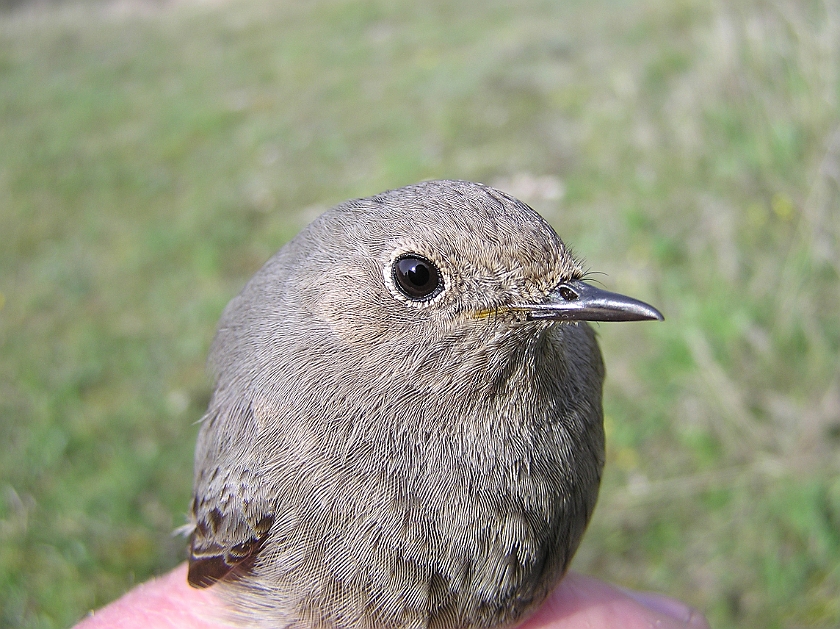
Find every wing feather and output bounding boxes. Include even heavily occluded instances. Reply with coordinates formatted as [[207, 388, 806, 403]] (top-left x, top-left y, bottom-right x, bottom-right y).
[[187, 400, 276, 588]]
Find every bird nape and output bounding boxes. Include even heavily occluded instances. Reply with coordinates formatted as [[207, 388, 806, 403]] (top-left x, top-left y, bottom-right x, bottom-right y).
[[186, 180, 662, 629]]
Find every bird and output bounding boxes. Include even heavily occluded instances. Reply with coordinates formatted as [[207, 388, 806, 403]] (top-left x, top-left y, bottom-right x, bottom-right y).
[[186, 179, 663, 629]]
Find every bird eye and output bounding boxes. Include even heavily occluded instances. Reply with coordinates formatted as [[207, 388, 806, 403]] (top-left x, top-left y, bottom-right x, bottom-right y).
[[392, 255, 442, 300]]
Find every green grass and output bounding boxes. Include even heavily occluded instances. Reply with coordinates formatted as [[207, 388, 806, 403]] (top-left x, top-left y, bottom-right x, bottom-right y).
[[1, 0, 839, 627]]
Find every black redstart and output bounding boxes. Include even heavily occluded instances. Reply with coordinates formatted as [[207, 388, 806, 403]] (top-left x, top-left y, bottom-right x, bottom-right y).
[[186, 180, 663, 629]]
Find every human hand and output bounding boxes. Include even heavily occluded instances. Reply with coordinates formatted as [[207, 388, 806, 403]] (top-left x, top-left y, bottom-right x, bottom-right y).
[[73, 564, 709, 629]]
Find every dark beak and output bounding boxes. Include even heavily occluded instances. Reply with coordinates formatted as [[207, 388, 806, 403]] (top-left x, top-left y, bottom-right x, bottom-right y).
[[515, 279, 664, 322]]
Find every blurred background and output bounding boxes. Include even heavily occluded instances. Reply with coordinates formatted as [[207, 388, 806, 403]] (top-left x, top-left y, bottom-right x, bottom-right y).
[[1, 0, 838, 627]]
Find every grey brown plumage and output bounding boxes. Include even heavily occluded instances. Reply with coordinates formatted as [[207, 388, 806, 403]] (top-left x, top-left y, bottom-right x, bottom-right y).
[[187, 180, 662, 629]]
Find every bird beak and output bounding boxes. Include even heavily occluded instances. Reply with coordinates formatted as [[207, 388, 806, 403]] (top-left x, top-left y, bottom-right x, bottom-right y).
[[514, 279, 664, 322]]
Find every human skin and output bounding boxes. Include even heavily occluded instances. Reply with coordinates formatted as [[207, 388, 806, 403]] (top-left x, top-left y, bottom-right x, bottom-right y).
[[73, 564, 709, 629]]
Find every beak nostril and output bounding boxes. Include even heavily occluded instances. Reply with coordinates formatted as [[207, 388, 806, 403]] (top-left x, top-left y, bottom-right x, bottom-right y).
[[558, 285, 579, 301], [522, 280, 663, 322]]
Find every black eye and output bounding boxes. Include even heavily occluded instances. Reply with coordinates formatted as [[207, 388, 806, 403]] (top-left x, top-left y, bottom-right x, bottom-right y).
[[393, 255, 442, 300]]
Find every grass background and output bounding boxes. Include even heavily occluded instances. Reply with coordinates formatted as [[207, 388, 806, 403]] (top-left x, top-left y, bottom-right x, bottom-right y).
[[1, 0, 839, 627]]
